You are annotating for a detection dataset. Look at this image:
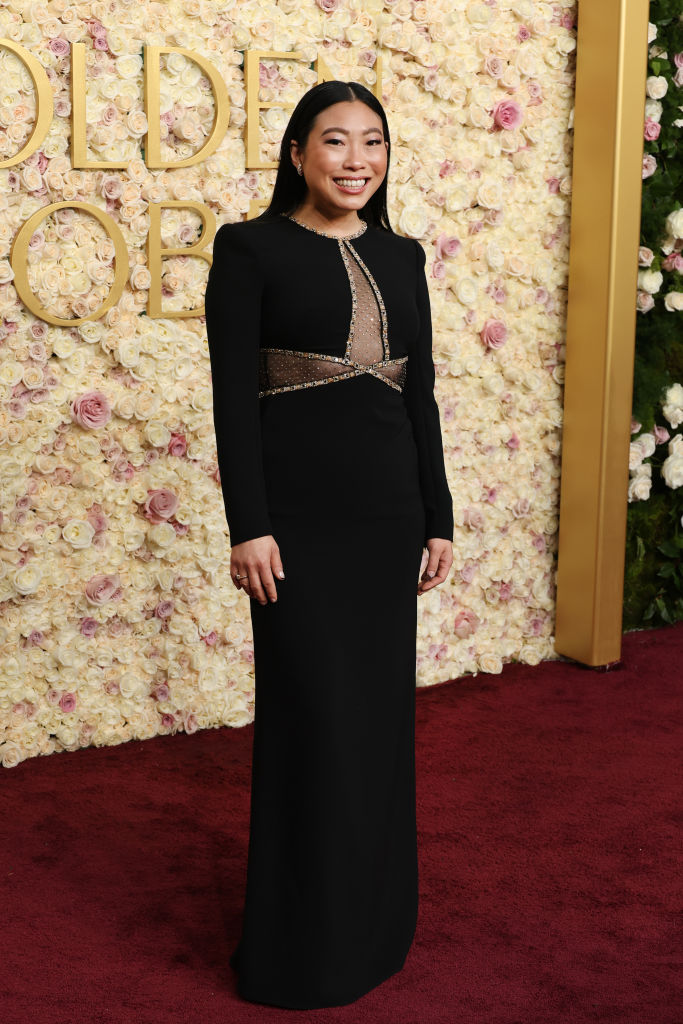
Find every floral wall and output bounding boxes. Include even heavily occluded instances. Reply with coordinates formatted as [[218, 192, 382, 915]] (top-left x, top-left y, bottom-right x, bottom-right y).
[[0, 0, 577, 768], [625, 0, 683, 630]]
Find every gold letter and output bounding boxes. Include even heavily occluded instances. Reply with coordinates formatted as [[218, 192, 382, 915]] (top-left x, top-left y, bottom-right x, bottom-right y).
[[0, 39, 53, 169], [146, 201, 216, 318], [71, 43, 128, 169], [143, 47, 230, 168], [10, 202, 129, 326], [244, 50, 302, 169]]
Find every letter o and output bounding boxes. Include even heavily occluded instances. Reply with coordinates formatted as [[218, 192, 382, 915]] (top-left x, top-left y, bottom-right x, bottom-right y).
[[10, 202, 129, 326]]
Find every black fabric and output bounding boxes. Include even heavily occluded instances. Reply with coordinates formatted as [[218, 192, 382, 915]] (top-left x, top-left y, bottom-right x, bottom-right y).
[[204, 214, 453, 1009], [204, 215, 454, 547]]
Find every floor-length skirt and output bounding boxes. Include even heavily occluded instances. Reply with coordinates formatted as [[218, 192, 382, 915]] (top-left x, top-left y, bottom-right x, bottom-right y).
[[229, 375, 427, 1009]]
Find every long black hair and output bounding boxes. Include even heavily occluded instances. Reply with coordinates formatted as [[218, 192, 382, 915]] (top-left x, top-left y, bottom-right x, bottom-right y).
[[258, 80, 393, 232]]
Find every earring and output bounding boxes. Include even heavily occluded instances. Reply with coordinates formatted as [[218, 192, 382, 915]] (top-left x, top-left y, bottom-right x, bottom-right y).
[[297, 163, 303, 176]]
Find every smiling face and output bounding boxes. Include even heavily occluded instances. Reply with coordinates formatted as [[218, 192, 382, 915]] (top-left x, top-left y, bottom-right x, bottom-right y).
[[290, 100, 389, 223]]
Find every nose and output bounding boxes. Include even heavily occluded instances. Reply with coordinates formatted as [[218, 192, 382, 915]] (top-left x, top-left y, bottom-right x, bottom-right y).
[[343, 142, 366, 169]]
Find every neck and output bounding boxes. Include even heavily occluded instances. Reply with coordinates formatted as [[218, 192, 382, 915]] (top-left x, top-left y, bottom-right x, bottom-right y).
[[292, 201, 364, 236]]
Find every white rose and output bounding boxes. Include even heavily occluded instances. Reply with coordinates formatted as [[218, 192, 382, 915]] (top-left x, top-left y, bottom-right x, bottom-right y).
[[476, 180, 502, 209], [646, 75, 668, 99], [645, 98, 663, 123], [637, 269, 663, 295], [62, 519, 96, 549], [453, 276, 478, 306], [662, 383, 683, 428], [398, 205, 429, 238], [628, 464, 652, 502], [148, 523, 176, 549], [666, 209, 683, 239], [632, 432, 657, 462], [664, 292, 683, 312], [478, 653, 503, 674], [648, 22, 657, 43], [661, 451, 683, 489], [14, 564, 42, 595]]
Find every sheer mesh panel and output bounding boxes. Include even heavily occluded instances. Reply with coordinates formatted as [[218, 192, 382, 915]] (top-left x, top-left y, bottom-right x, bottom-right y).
[[258, 240, 408, 398]]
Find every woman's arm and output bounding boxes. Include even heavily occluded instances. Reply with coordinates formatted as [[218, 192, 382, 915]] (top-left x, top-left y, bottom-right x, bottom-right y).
[[204, 223, 274, 547], [403, 238, 454, 546]]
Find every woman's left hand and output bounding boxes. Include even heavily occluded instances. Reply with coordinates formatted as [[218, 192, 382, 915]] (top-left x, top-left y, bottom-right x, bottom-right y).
[[417, 538, 453, 596]]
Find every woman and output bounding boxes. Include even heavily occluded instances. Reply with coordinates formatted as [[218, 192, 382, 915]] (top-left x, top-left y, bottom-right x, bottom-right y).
[[204, 79, 454, 1009]]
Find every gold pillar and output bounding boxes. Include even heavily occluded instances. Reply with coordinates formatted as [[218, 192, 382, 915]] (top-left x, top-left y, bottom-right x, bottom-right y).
[[554, 0, 650, 665]]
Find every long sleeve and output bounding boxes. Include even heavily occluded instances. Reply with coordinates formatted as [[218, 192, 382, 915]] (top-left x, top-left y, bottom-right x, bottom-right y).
[[403, 238, 454, 545], [204, 223, 273, 546]]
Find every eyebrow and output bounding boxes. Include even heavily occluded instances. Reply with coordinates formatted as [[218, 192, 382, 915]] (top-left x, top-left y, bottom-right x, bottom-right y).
[[320, 126, 384, 136]]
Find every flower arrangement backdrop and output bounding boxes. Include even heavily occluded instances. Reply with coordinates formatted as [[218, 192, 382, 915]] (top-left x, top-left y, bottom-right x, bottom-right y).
[[0, 0, 577, 768], [626, 0, 683, 630]]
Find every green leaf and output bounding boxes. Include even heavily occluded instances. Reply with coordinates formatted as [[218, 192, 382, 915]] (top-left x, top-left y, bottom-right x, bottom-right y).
[[657, 562, 677, 577], [655, 597, 672, 623], [636, 535, 646, 560], [657, 540, 680, 557]]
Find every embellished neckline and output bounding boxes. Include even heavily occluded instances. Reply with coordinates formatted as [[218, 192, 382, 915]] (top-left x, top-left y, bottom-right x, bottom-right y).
[[286, 214, 368, 240]]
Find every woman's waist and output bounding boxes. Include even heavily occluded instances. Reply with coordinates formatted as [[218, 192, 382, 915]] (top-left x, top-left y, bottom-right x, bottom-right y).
[[258, 346, 408, 399]]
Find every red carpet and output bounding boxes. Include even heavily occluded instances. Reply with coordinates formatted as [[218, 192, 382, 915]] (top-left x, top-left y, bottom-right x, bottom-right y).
[[2, 623, 681, 1024]]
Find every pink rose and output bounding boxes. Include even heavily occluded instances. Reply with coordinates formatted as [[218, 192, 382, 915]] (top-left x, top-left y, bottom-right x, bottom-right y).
[[203, 631, 218, 646], [546, 177, 560, 193], [662, 253, 683, 272], [183, 712, 199, 734], [316, 0, 341, 10], [431, 259, 446, 280], [644, 118, 661, 141], [161, 713, 175, 728], [654, 425, 670, 445], [463, 507, 485, 530], [638, 246, 654, 267], [453, 608, 480, 639], [168, 433, 187, 456], [152, 683, 171, 701], [506, 433, 520, 450], [59, 692, 77, 713], [479, 318, 508, 349], [517, 26, 531, 42], [155, 600, 174, 619], [484, 55, 505, 78], [674, 67, 683, 89], [143, 488, 179, 523], [49, 38, 70, 56], [630, 418, 642, 434], [87, 511, 108, 532], [84, 573, 121, 606], [642, 153, 657, 178], [435, 233, 461, 259], [439, 160, 455, 178], [636, 291, 655, 312], [71, 390, 111, 429], [512, 497, 530, 518], [492, 100, 523, 130], [673, 53, 683, 69], [80, 617, 99, 636]]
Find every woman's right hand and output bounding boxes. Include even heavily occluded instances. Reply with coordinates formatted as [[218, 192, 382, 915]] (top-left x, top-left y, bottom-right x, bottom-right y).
[[230, 535, 285, 605]]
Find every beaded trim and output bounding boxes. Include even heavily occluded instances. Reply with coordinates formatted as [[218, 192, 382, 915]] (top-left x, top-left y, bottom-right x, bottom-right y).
[[287, 214, 368, 240], [344, 240, 389, 361], [258, 356, 408, 398], [258, 233, 406, 398]]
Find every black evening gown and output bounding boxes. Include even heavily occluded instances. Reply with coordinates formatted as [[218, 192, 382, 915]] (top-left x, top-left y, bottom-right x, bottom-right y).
[[204, 213, 453, 1010]]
